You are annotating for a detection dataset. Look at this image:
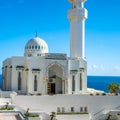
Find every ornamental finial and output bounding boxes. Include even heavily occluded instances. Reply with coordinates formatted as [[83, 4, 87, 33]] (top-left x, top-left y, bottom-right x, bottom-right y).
[[35, 31, 38, 37]]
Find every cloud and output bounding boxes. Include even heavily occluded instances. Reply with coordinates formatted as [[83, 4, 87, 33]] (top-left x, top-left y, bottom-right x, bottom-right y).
[[88, 64, 120, 76], [89, 64, 104, 70], [92, 64, 98, 69]]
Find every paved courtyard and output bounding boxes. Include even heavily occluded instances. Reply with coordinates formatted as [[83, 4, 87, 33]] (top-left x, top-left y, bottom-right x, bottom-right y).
[[0, 115, 17, 120]]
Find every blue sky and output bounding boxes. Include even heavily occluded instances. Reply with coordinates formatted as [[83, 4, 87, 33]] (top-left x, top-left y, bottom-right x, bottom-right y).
[[0, 0, 120, 76]]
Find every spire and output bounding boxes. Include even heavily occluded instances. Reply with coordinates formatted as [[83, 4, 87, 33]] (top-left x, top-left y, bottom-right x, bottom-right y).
[[35, 31, 38, 37]]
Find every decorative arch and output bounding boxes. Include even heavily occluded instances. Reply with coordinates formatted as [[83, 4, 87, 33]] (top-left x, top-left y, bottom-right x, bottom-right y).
[[46, 62, 66, 79], [45, 62, 66, 94]]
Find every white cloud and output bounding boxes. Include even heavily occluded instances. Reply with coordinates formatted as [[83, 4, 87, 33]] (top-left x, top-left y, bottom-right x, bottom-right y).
[[88, 64, 120, 76], [92, 64, 99, 69], [113, 66, 120, 71], [88, 64, 104, 70]]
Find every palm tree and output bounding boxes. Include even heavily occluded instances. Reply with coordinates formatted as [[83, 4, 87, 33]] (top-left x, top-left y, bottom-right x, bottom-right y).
[[106, 114, 111, 120], [108, 82, 120, 95], [25, 108, 30, 115], [5, 102, 9, 109], [50, 112, 56, 120]]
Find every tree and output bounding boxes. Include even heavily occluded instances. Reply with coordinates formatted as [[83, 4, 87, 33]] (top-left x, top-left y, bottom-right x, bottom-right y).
[[5, 102, 9, 109], [108, 82, 120, 95], [106, 114, 111, 120], [25, 108, 30, 115], [50, 112, 56, 120]]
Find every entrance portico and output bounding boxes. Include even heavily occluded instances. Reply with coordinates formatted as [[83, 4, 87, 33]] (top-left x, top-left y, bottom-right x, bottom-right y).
[[46, 63, 65, 94]]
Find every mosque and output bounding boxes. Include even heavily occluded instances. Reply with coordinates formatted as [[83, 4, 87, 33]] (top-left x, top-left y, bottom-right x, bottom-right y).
[[1, 0, 120, 120], [2, 0, 87, 95]]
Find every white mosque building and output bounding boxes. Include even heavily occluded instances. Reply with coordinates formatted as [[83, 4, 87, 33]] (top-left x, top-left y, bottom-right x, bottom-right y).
[[1, 0, 120, 120], [2, 0, 87, 95]]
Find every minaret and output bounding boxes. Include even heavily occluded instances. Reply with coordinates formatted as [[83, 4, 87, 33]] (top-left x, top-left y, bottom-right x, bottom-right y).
[[68, 0, 88, 59]]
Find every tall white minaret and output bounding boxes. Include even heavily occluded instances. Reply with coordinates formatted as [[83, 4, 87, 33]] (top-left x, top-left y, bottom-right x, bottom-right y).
[[68, 0, 88, 59]]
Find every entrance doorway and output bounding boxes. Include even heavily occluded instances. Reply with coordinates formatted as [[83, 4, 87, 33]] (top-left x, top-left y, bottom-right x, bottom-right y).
[[47, 83, 56, 94], [47, 64, 63, 94]]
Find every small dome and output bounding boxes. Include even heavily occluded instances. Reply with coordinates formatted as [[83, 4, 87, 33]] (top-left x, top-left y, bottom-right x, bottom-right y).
[[24, 37, 49, 57]]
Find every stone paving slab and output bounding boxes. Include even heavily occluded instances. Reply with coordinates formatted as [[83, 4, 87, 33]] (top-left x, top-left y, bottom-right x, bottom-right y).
[[0, 115, 17, 120]]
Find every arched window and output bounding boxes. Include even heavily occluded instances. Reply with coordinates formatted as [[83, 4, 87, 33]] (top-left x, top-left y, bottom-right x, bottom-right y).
[[35, 46, 37, 49], [38, 46, 40, 49], [18, 72, 21, 90], [34, 75, 37, 91]]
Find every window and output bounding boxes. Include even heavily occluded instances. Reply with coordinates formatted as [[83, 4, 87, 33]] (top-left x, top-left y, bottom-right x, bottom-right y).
[[71, 107, 74, 112], [84, 107, 88, 112], [18, 72, 21, 90], [35, 46, 37, 49], [29, 46, 31, 49], [32, 46, 34, 49], [38, 46, 40, 49], [57, 107, 60, 113], [80, 73, 82, 90], [80, 107, 83, 112], [34, 75, 37, 91], [72, 75, 75, 91], [28, 54, 32, 57], [62, 107, 65, 113], [37, 54, 41, 56]]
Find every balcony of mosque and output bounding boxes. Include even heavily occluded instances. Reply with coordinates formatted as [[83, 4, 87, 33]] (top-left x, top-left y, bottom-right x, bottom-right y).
[[45, 53, 67, 60]]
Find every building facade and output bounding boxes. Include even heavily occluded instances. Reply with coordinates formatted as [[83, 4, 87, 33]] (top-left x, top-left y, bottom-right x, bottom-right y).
[[2, 0, 87, 95]]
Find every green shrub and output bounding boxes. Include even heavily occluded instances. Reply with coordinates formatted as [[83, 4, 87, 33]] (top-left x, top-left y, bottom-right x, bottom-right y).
[[0, 108, 6, 110], [37, 93, 41, 96], [96, 93, 100, 96], [0, 106, 14, 110], [102, 93, 106, 96], [7, 107, 14, 110], [30, 93, 34, 96], [24, 113, 39, 117]]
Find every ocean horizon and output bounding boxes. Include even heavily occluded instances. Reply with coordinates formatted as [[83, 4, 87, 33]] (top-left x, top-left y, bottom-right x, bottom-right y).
[[0, 75, 120, 92]]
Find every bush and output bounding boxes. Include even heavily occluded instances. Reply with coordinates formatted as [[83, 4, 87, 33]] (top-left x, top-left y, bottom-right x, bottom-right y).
[[0, 108, 6, 110], [7, 107, 14, 110], [37, 93, 41, 96], [0, 106, 14, 110], [102, 93, 106, 96], [29, 93, 34, 96], [96, 93, 100, 96], [24, 113, 39, 117]]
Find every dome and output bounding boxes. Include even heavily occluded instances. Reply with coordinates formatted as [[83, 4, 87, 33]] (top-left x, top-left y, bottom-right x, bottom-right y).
[[24, 36, 49, 57]]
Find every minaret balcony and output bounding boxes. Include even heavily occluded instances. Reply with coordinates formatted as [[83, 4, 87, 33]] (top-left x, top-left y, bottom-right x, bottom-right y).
[[68, 0, 87, 3], [68, 8, 88, 20]]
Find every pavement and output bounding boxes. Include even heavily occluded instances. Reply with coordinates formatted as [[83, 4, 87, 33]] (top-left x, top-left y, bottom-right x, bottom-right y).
[[0, 115, 18, 120]]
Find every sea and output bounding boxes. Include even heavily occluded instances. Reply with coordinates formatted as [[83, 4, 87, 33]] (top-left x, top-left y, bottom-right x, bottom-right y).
[[0, 75, 120, 92]]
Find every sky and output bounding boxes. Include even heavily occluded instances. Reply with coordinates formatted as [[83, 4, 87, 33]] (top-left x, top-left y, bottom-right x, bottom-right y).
[[0, 0, 120, 76]]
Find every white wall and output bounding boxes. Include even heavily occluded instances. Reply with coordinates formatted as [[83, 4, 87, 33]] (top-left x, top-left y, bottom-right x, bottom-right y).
[[57, 114, 89, 120], [12, 94, 120, 120]]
